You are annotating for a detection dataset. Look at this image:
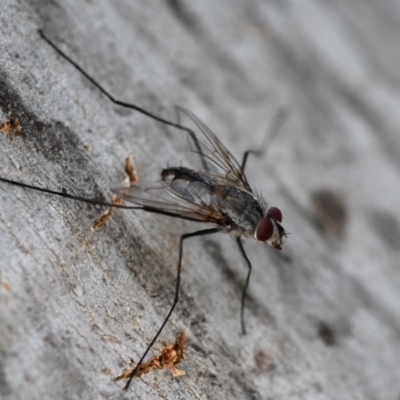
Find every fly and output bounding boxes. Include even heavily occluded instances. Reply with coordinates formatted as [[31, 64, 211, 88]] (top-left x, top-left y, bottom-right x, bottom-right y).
[[0, 30, 288, 390]]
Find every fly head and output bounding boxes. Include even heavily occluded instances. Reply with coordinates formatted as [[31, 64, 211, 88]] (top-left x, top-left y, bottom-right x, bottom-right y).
[[254, 207, 286, 250]]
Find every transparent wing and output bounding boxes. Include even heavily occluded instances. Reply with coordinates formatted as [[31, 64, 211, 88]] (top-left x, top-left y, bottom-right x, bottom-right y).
[[178, 107, 251, 191], [111, 179, 228, 225]]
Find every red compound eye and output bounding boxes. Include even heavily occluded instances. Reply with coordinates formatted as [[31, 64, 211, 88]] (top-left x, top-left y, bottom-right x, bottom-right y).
[[268, 207, 282, 223], [255, 217, 273, 241]]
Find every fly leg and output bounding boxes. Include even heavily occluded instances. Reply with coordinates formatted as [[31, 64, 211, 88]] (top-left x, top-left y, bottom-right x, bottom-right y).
[[124, 227, 219, 390], [38, 30, 206, 168], [236, 237, 252, 335], [240, 109, 288, 172], [0, 177, 141, 209]]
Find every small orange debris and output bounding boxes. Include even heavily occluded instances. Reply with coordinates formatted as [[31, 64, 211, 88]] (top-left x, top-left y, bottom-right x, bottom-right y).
[[0, 115, 22, 139], [114, 332, 186, 382], [125, 156, 139, 183], [91, 195, 123, 230], [92, 156, 138, 229]]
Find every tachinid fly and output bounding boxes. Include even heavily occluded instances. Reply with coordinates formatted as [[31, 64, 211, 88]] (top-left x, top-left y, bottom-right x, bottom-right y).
[[112, 107, 286, 251], [0, 30, 288, 390]]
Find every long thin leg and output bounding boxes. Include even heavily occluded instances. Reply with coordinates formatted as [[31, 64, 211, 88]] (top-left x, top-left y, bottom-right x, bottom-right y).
[[0, 177, 218, 223], [240, 108, 288, 172], [236, 237, 252, 335], [124, 227, 219, 390], [0, 177, 139, 209], [38, 30, 208, 170]]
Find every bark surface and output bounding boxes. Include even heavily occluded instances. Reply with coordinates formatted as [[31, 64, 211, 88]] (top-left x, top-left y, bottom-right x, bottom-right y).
[[1, 1, 400, 399]]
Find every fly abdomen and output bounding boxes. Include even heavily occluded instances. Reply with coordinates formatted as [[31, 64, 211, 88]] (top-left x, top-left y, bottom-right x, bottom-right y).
[[162, 167, 206, 184]]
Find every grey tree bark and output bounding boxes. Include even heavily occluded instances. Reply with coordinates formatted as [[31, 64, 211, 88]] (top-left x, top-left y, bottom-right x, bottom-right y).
[[1, 1, 400, 399]]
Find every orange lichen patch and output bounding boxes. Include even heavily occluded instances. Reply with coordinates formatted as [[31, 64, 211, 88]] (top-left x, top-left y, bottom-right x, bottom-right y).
[[0, 115, 22, 139], [125, 156, 139, 183], [114, 332, 186, 382], [1, 282, 11, 291], [91, 195, 123, 230]]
